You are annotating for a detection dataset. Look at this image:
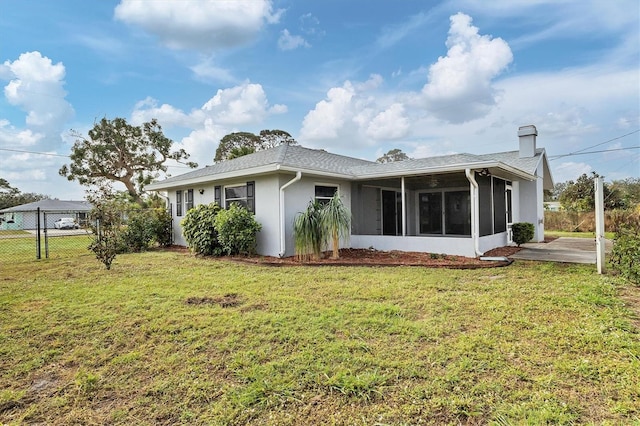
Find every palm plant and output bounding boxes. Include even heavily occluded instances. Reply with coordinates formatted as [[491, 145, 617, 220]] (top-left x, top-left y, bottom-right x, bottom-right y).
[[320, 192, 351, 259], [293, 200, 323, 261]]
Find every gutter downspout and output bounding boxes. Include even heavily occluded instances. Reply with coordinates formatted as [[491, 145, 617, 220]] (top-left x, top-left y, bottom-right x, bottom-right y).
[[279, 171, 302, 257], [465, 168, 484, 257]]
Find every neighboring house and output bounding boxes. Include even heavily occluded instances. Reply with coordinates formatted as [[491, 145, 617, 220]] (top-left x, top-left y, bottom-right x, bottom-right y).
[[0, 199, 92, 230], [544, 201, 562, 211], [147, 125, 553, 258]]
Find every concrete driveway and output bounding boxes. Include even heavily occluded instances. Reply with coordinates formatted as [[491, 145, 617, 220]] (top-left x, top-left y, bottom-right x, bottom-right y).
[[509, 237, 612, 264]]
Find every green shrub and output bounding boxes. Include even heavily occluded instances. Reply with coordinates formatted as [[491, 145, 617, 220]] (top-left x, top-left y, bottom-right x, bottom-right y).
[[120, 208, 173, 253], [88, 198, 126, 270], [214, 203, 262, 255], [610, 212, 640, 285], [293, 200, 324, 261], [181, 203, 223, 256], [512, 222, 534, 246]]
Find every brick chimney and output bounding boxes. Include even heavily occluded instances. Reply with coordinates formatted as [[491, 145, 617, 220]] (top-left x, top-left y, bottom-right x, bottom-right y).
[[518, 125, 537, 158]]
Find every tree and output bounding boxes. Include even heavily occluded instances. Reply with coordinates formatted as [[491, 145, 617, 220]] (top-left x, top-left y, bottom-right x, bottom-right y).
[[0, 179, 48, 210], [559, 172, 622, 212], [320, 192, 351, 259], [376, 148, 410, 163], [0, 178, 18, 194], [609, 177, 640, 209], [259, 129, 297, 149], [214, 129, 297, 162], [59, 117, 197, 204]]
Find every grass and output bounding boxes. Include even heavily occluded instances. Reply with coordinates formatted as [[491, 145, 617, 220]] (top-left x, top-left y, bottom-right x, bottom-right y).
[[0, 234, 92, 263], [0, 250, 638, 425]]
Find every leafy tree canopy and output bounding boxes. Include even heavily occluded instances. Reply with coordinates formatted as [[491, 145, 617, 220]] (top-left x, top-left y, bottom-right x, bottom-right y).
[[376, 148, 410, 163], [214, 129, 297, 163], [59, 117, 197, 204], [0, 179, 48, 210], [559, 172, 623, 212]]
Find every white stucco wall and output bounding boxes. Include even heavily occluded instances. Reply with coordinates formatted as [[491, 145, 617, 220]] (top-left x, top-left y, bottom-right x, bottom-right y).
[[280, 175, 352, 257], [517, 169, 545, 242], [351, 235, 477, 258]]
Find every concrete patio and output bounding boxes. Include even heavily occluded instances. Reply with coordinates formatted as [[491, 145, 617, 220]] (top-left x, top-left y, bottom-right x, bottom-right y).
[[509, 237, 612, 264]]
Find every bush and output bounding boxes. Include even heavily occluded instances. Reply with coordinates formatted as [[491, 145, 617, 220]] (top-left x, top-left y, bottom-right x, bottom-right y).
[[181, 203, 223, 256], [512, 222, 534, 246], [88, 198, 126, 270], [293, 200, 324, 261], [214, 203, 262, 255], [121, 208, 172, 252], [610, 212, 640, 285]]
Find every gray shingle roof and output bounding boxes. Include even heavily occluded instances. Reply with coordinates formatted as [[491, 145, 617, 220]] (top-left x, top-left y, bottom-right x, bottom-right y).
[[147, 144, 546, 189], [0, 199, 92, 213]]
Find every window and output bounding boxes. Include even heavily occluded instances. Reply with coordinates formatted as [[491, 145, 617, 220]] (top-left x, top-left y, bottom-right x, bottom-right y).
[[445, 191, 471, 235], [315, 185, 337, 205], [478, 175, 510, 236], [224, 181, 255, 213], [419, 192, 442, 234], [176, 190, 183, 216], [185, 189, 194, 212], [418, 190, 470, 236]]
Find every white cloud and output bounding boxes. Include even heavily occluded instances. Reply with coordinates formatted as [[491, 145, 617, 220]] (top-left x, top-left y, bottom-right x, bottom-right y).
[[300, 82, 356, 140], [131, 82, 286, 169], [114, 0, 281, 52], [0, 51, 74, 134], [300, 75, 412, 148], [202, 82, 284, 125], [421, 12, 513, 123], [0, 120, 44, 146], [553, 161, 593, 182], [366, 104, 410, 139], [190, 58, 236, 83], [278, 29, 310, 51]]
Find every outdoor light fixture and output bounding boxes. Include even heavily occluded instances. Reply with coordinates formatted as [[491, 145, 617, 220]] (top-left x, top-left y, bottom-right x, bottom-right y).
[[477, 168, 491, 177], [199, 189, 205, 195]]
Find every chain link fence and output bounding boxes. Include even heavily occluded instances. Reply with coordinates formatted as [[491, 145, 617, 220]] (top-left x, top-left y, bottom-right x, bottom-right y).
[[0, 208, 95, 266], [1, 207, 174, 269]]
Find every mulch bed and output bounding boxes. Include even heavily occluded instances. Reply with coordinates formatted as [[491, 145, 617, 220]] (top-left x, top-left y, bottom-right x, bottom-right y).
[[224, 247, 524, 269], [165, 245, 527, 268]]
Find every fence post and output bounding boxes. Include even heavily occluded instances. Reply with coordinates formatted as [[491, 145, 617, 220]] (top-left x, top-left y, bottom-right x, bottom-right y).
[[36, 207, 41, 259], [44, 211, 49, 259]]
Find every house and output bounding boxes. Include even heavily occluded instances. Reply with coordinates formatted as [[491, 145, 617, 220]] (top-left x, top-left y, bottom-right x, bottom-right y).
[[146, 125, 553, 258], [0, 199, 92, 230]]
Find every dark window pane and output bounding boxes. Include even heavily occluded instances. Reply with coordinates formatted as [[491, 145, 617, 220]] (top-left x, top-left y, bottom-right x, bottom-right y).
[[445, 191, 470, 236], [315, 185, 337, 198], [477, 175, 492, 236], [176, 190, 183, 217], [419, 192, 442, 234], [225, 186, 247, 199], [493, 178, 506, 233]]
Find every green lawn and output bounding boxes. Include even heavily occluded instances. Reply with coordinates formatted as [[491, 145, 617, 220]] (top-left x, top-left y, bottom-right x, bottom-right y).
[[0, 250, 638, 425]]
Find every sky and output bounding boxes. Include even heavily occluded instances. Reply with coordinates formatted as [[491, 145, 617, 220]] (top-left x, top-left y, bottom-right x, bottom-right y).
[[1, 0, 639, 200]]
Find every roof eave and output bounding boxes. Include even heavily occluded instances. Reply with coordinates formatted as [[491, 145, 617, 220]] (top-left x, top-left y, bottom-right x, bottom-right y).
[[353, 161, 536, 181], [146, 163, 281, 190]]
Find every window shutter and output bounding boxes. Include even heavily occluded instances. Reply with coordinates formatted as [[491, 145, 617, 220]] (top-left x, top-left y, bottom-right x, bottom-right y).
[[214, 186, 221, 206], [176, 190, 183, 216], [246, 181, 255, 213]]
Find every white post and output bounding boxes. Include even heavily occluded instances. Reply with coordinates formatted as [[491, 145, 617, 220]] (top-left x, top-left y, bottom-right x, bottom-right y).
[[401, 176, 406, 236], [595, 176, 606, 274]]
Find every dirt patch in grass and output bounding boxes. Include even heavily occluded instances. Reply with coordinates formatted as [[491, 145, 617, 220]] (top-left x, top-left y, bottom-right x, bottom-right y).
[[225, 247, 521, 268], [185, 293, 243, 308]]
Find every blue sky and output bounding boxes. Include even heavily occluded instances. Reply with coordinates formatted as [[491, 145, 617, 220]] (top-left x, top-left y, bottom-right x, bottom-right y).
[[1, 0, 638, 200]]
